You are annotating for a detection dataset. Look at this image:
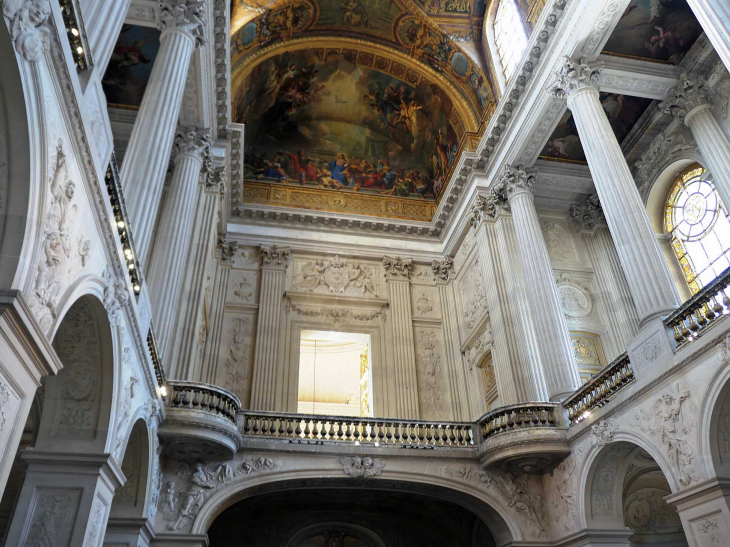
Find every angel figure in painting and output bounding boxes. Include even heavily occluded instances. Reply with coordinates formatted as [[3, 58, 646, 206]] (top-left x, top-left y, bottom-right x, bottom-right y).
[[341, 1, 372, 28]]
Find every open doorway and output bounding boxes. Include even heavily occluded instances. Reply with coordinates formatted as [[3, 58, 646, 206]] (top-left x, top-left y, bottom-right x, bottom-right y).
[[297, 330, 373, 417]]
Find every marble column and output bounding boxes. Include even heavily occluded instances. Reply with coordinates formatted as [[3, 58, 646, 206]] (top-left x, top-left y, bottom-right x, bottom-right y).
[[167, 167, 223, 380], [550, 57, 680, 327], [146, 127, 210, 364], [0, 291, 61, 496], [661, 74, 730, 212], [571, 195, 640, 359], [250, 245, 290, 411], [84, 0, 132, 74], [4, 452, 124, 547], [120, 1, 206, 266], [431, 258, 469, 420], [469, 198, 527, 405], [383, 256, 420, 418], [492, 166, 580, 401], [686, 0, 730, 74]]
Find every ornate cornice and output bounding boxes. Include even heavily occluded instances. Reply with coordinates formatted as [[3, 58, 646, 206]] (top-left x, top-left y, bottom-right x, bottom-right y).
[[549, 56, 603, 101], [213, 0, 230, 139], [260, 244, 290, 269], [382, 256, 413, 281], [159, 0, 207, 46], [660, 74, 712, 123]]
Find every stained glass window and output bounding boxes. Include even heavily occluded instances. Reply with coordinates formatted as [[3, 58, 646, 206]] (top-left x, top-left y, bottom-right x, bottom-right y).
[[665, 164, 730, 294], [494, 0, 528, 82]]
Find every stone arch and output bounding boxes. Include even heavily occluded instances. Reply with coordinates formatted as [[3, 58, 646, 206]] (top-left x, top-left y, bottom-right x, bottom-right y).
[[192, 471, 522, 545], [0, 15, 47, 291], [284, 523, 387, 547], [34, 294, 117, 454], [700, 353, 730, 480], [108, 419, 152, 520], [580, 435, 688, 544]]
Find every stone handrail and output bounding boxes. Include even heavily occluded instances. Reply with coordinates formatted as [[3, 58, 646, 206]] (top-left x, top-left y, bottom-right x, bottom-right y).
[[146, 325, 166, 391], [476, 402, 561, 440], [59, 0, 91, 70], [165, 381, 241, 424], [664, 265, 730, 347], [563, 353, 634, 425], [240, 411, 475, 447]]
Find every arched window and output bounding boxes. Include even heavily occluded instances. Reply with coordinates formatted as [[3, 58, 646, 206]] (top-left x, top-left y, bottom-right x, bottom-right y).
[[494, 0, 528, 83], [665, 164, 730, 294]]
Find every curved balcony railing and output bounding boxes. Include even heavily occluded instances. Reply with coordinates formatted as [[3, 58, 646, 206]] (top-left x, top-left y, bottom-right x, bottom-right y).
[[165, 381, 241, 424], [241, 411, 475, 448], [665, 266, 730, 347], [477, 403, 560, 440], [563, 353, 634, 425]]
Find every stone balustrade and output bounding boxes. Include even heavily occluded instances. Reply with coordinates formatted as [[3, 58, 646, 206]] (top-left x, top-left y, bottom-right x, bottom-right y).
[[59, 0, 91, 70], [165, 380, 241, 423], [477, 402, 560, 439], [665, 265, 730, 347], [563, 353, 635, 425], [241, 411, 475, 448]]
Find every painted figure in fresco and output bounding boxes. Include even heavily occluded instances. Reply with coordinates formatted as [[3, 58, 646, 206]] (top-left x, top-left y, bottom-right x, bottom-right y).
[[328, 154, 350, 185], [103, 38, 151, 89], [341, 1, 371, 28]]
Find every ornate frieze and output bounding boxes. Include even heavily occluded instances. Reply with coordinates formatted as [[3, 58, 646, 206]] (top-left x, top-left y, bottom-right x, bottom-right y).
[[430, 257, 454, 282], [550, 56, 604, 100], [382, 256, 413, 281], [1, 0, 51, 61], [293, 256, 377, 296], [260, 245, 290, 269], [660, 74, 712, 121], [339, 456, 384, 478], [159, 0, 207, 46], [286, 301, 384, 329], [570, 194, 605, 232]]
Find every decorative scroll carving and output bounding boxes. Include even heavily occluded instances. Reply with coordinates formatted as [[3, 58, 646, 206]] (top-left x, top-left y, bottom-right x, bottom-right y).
[[431, 257, 453, 281], [77, 237, 90, 267], [634, 124, 695, 194], [633, 331, 668, 371], [549, 56, 603, 100], [634, 386, 699, 486], [294, 256, 376, 296], [240, 457, 278, 475], [216, 237, 238, 265], [149, 434, 163, 518], [591, 443, 633, 517], [465, 323, 492, 370], [414, 289, 433, 315], [159, 0, 206, 46], [570, 194, 604, 231], [260, 245, 290, 269], [171, 127, 211, 161], [287, 301, 384, 329], [382, 256, 413, 280], [461, 258, 488, 332], [224, 316, 250, 397], [103, 268, 129, 327], [590, 418, 619, 447], [84, 496, 106, 546], [339, 456, 385, 478], [492, 165, 535, 205], [232, 273, 253, 302], [550, 457, 578, 533], [660, 74, 712, 121], [28, 140, 78, 330], [693, 516, 728, 545], [1, 0, 51, 61], [113, 348, 139, 460], [26, 491, 76, 547], [623, 488, 681, 533], [416, 330, 445, 419]]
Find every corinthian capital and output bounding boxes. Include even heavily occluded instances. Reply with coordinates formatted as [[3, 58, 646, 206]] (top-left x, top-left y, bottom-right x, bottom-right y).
[[260, 245, 291, 269], [382, 256, 413, 281], [660, 74, 711, 122], [492, 165, 535, 204], [549, 56, 603, 101], [216, 237, 238, 264], [172, 127, 211, 161], [431, 257, 454, 282], [570, 193, 605, 232], [159, 0, 206, 46]]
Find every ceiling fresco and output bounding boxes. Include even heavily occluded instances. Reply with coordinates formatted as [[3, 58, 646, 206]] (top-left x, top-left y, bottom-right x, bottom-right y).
[[539, 93, 653, 163], [231, 0, 499, 221], [601, 0, 702, 64]]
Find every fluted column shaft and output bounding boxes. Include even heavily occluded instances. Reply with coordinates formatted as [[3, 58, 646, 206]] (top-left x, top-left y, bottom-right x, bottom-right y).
[[387, 278, 420, 418], [493, 214, 549, 401], [568, 86, 681, 324], [686, 0, 730, 73], [583, 227, 640, 359], [168, 185, 218, 380], [250, 247, 290, 411], [495, 169, 580, 401], [120, 27, 198, 266], [471, 218, 522, 405], [202, 263, 230, 384], [147, 148, 205, 362], [683, 106, 730, 210]]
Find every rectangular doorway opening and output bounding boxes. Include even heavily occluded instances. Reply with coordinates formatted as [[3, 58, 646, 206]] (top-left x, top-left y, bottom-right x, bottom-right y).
[[297, 330, 373, 417]]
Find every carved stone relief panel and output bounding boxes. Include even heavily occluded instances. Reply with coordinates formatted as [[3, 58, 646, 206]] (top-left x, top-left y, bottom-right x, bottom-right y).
[[86, 80, 112, 170], [216, 312, 257, 407], [24, 489, 81, 546], [412, 264, 437, 284], [410, 285, 439, 318], [623, 487, 682, 535], [0, 372, 20, 445], [590, 442, 634, 520], [556, 275, 594, 321], [290, 256, 380, 297], [117, 426, 141, 509], [546, 453, 580, 535], [414, 328, 451, 421], [230, 246, 261, 270], [691, 514, 730, 546], [541, 220, 578, 264], [455, 255, 488, 339], [226, 270, 260, 305], [453, 228, 476, 273]]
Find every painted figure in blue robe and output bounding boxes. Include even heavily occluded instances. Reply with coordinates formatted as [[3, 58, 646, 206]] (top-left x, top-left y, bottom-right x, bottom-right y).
[[328, 153, 350, 185]]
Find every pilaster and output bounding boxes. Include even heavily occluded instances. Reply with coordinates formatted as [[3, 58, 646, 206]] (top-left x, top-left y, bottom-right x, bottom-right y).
[[249, 245, 290, 411], [667, 478, 730, 547], [201, 261, 231, 385], [383, 256, 419, 418]]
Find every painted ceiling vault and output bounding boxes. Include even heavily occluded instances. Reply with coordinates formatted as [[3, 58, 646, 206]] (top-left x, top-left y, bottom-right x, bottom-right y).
[[231, 0, 498, 221]]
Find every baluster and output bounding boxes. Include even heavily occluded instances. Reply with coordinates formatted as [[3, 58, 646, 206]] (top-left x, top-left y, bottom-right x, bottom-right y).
[[251, 416, 261, 435], [312, 419, 321, 439], [303, 419, 311, 439], [295, 419, 303, 437], [353, 422, 361, 442], [243, 415, 252, 435], [369, 422, 377, 442], [336, 420, 344, 440], [344, 421, 352, 441], [377, 422, 385, 443]]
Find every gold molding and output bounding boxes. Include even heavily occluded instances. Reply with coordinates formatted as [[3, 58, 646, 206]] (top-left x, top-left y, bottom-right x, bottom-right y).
[[231, 35, 482, 132]]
